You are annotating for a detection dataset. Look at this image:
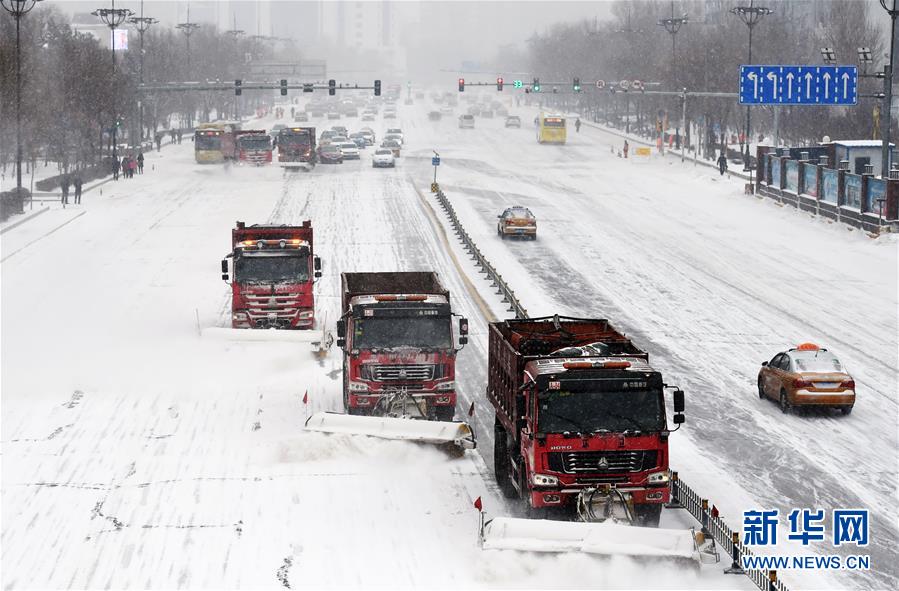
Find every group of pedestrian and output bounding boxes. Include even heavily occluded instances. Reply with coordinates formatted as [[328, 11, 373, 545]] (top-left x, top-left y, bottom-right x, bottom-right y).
[[117, 152, 144, 179], [59, 172, 83, 205], [169, 129, 183, 144]]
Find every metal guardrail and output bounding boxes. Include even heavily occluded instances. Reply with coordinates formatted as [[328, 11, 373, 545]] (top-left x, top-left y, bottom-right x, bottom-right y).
[[432, 186, 528, 319], [432, 183, 790, 591], [671, 472, 790, 591]]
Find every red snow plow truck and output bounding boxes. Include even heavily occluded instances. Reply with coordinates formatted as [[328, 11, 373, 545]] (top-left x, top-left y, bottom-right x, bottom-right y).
[[335, 272, 468, 421], [234, 130, 273, 164], [488, 316, 685, 526], [221, 221, 322, 329]]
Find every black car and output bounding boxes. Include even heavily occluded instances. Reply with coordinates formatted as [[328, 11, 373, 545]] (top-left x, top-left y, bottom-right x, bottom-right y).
[[318, 145, 344, 164]]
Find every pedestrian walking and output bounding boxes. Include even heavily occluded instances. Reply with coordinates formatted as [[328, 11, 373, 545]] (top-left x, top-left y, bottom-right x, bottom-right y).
[[575, 118, 581, 133], [623, 140, 629, 159], [60, 174, 70, 205], [177, 130, 183, 144], [73, 173, 83, 204], [170, 129, 176, 144], [128, 156, 137, 178], [112, 157, 120, 180], [137, 152, 144, 174], [717, 152, 728, 176], [155, 133, 162, 152]]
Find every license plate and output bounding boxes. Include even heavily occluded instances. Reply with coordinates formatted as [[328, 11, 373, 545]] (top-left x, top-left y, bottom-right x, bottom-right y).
[[814, 382, 841, 389], [516, 229, 525, 234]]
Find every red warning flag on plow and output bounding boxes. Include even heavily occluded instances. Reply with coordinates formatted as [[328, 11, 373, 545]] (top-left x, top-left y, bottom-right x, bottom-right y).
[[468, 401, 475, 417], [474, 496, 482, 511], [302, 391, 308, 404]]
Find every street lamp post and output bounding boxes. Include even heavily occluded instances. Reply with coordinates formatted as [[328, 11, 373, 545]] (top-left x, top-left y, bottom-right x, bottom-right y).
[[92, 0, 133, 163], [731, 0, 772, 168], [129, 1, 157, 145], [658, 1, 688, 156], [1, 0, 43, 197], [878, 0, 898, 177], [226, 28, 245, 119]]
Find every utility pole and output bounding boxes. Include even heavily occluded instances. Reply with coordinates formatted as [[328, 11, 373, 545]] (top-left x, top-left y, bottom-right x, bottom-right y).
[[92, 0, 133, 161], [129, 0, 157, 144], [731, 0, 772, 169], [878, 0, 898, 177]]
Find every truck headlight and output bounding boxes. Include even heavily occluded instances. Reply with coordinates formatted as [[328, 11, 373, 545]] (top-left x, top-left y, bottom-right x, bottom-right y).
[[298, 310, 314, 318], [436, 381, 455, 391], [646, 470, 670, 485], [532, 473, 559, 487], [232, 312, 247, 320], [349, 381, 369, 392]]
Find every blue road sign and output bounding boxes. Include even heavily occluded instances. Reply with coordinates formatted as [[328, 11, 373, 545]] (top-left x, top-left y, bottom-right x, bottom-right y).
[[739, 65, 857, 106], [432, 156, 440, 166]]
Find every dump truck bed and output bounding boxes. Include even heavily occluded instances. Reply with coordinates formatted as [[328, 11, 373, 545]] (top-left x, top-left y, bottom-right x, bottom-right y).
[[341, 272, 449, 313]]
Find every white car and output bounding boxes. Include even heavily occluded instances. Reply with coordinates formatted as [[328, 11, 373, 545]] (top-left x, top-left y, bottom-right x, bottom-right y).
[[459, 114, 475, 129], [359, 129, 376, 144], [337, 141, 360, 159], [372, 148, 396, 168], [386, 128, 404, 143], [383, 133, 403, 146]]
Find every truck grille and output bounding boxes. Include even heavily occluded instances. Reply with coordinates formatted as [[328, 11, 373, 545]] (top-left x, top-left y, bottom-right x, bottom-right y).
[[244, 293, 301, 317], [372, 364, 434, 381], [547, 450, 658, 474]]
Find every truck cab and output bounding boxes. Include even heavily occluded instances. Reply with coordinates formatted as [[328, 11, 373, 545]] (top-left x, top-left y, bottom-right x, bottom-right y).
[[221, 221, 322, 329], [336, 272, 468, 421], [489, 317, 685, 525]]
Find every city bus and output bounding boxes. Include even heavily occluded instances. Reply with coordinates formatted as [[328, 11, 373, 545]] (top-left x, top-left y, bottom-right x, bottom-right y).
[[195, 123, 226, 163], [536, 113, 567, 144]]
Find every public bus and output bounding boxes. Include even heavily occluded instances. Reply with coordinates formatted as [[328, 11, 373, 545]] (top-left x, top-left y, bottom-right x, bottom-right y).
[[195, 123, 226, 163], [536, 113, 567, 144], [194, 121, 242, 163]]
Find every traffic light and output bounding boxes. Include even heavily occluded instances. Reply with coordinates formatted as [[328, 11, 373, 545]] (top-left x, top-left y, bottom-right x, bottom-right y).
[[532, 78, 540, 92], [458, 78, 465, 92], [573, 77, 581, 92], [235, 79, 242, 96], [280, 79, 287, 96], [374, 79, 381, 96], [329, 79, 336, 96], [497, 77, 503, 91]]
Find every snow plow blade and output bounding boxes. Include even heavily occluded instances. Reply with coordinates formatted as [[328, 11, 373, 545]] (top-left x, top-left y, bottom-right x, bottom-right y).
[[304, 412, 476, 451], [479, 517, 700, 564], [202, 327, 324, 344]]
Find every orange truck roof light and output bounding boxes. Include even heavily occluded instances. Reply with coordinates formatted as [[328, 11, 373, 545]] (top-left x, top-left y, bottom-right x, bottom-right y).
[[796, 342, 820, 351], [562, 360, 631, 370]]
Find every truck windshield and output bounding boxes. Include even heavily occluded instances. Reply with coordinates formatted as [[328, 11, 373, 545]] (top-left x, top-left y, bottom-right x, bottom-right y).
[[280, 133, 311, 146], [235, 254, 309, 283], [353, 316, 451, 350], [238, 136, 271, 150], [537, 387, 664, 433]]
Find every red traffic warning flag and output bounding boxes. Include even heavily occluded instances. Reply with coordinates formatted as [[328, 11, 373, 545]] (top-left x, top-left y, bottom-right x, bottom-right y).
[[468, 401, 475, 417], [302, 391, 308, 404], [473, 496, 483, 511]]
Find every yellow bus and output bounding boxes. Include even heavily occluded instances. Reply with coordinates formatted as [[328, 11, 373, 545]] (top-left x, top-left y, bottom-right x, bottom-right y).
[[536, 113, 567, 144], [194, 123, 226, 163]]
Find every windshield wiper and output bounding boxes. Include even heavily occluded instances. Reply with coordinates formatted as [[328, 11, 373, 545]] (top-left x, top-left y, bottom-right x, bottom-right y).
[[540, 410, 590, 435]]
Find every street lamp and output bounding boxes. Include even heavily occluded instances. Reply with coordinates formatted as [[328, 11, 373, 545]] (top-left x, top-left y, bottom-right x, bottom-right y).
[[1, 0, 43, 197], [878, 0, 898, 177], [731, 0, 772, 167], [820, 47, 836, 65], [657, 1, 688, 87], [92, 0, 133, 163], [129, 1, 157, 145]]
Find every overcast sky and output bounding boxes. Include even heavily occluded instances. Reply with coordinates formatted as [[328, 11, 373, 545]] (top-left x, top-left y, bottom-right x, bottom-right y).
[[46, 0, 613, 47]]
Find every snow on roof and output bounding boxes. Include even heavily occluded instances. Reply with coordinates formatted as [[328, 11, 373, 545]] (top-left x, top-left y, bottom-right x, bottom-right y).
[[830, 140, 895, 148]]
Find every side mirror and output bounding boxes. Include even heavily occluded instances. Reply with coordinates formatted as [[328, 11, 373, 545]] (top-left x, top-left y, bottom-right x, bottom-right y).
[[221, 259, 229, 281], [459, 336, 468, 346], [336, 338, 345, 348], [459, 317, 469, 336], [314, 256, 322, 272], [673, 413, 685, 425], [673, 389, 685, 413], [761, 361, 768, 366], [336, 319, 346, 338]]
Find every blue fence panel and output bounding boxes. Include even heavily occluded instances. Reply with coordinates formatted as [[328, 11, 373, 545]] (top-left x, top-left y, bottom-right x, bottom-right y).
[[821, 169, 839, 203], [865, 178, 887, 215], [802, 164, 818, 197], [785, 160, 799, 193], [844, 174, 863, 208], [771, 158, 782, 187]]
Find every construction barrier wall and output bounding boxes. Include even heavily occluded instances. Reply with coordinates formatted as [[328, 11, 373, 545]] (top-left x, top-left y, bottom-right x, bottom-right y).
[[755, 147, 898, 232]]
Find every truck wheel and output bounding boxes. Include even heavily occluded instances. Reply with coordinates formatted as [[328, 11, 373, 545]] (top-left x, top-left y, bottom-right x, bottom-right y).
[[634, 504, 662, 528], [758, 378, 766, 399], [493, 420, 517, 499], [841, 405, 853, 415], [434, 405, 455, 422]]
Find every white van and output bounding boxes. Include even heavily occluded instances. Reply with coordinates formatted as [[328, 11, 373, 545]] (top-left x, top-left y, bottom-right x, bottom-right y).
[[459, 114, 475, 129]]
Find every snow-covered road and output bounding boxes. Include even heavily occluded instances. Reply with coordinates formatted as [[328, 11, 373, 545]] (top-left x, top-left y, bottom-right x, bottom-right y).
[[1, 111, 756, 590], [400, 97, 897, 590]]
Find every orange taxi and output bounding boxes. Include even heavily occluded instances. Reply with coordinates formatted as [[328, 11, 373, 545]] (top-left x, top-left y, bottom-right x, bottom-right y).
[[757, 343, 856, 414]]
